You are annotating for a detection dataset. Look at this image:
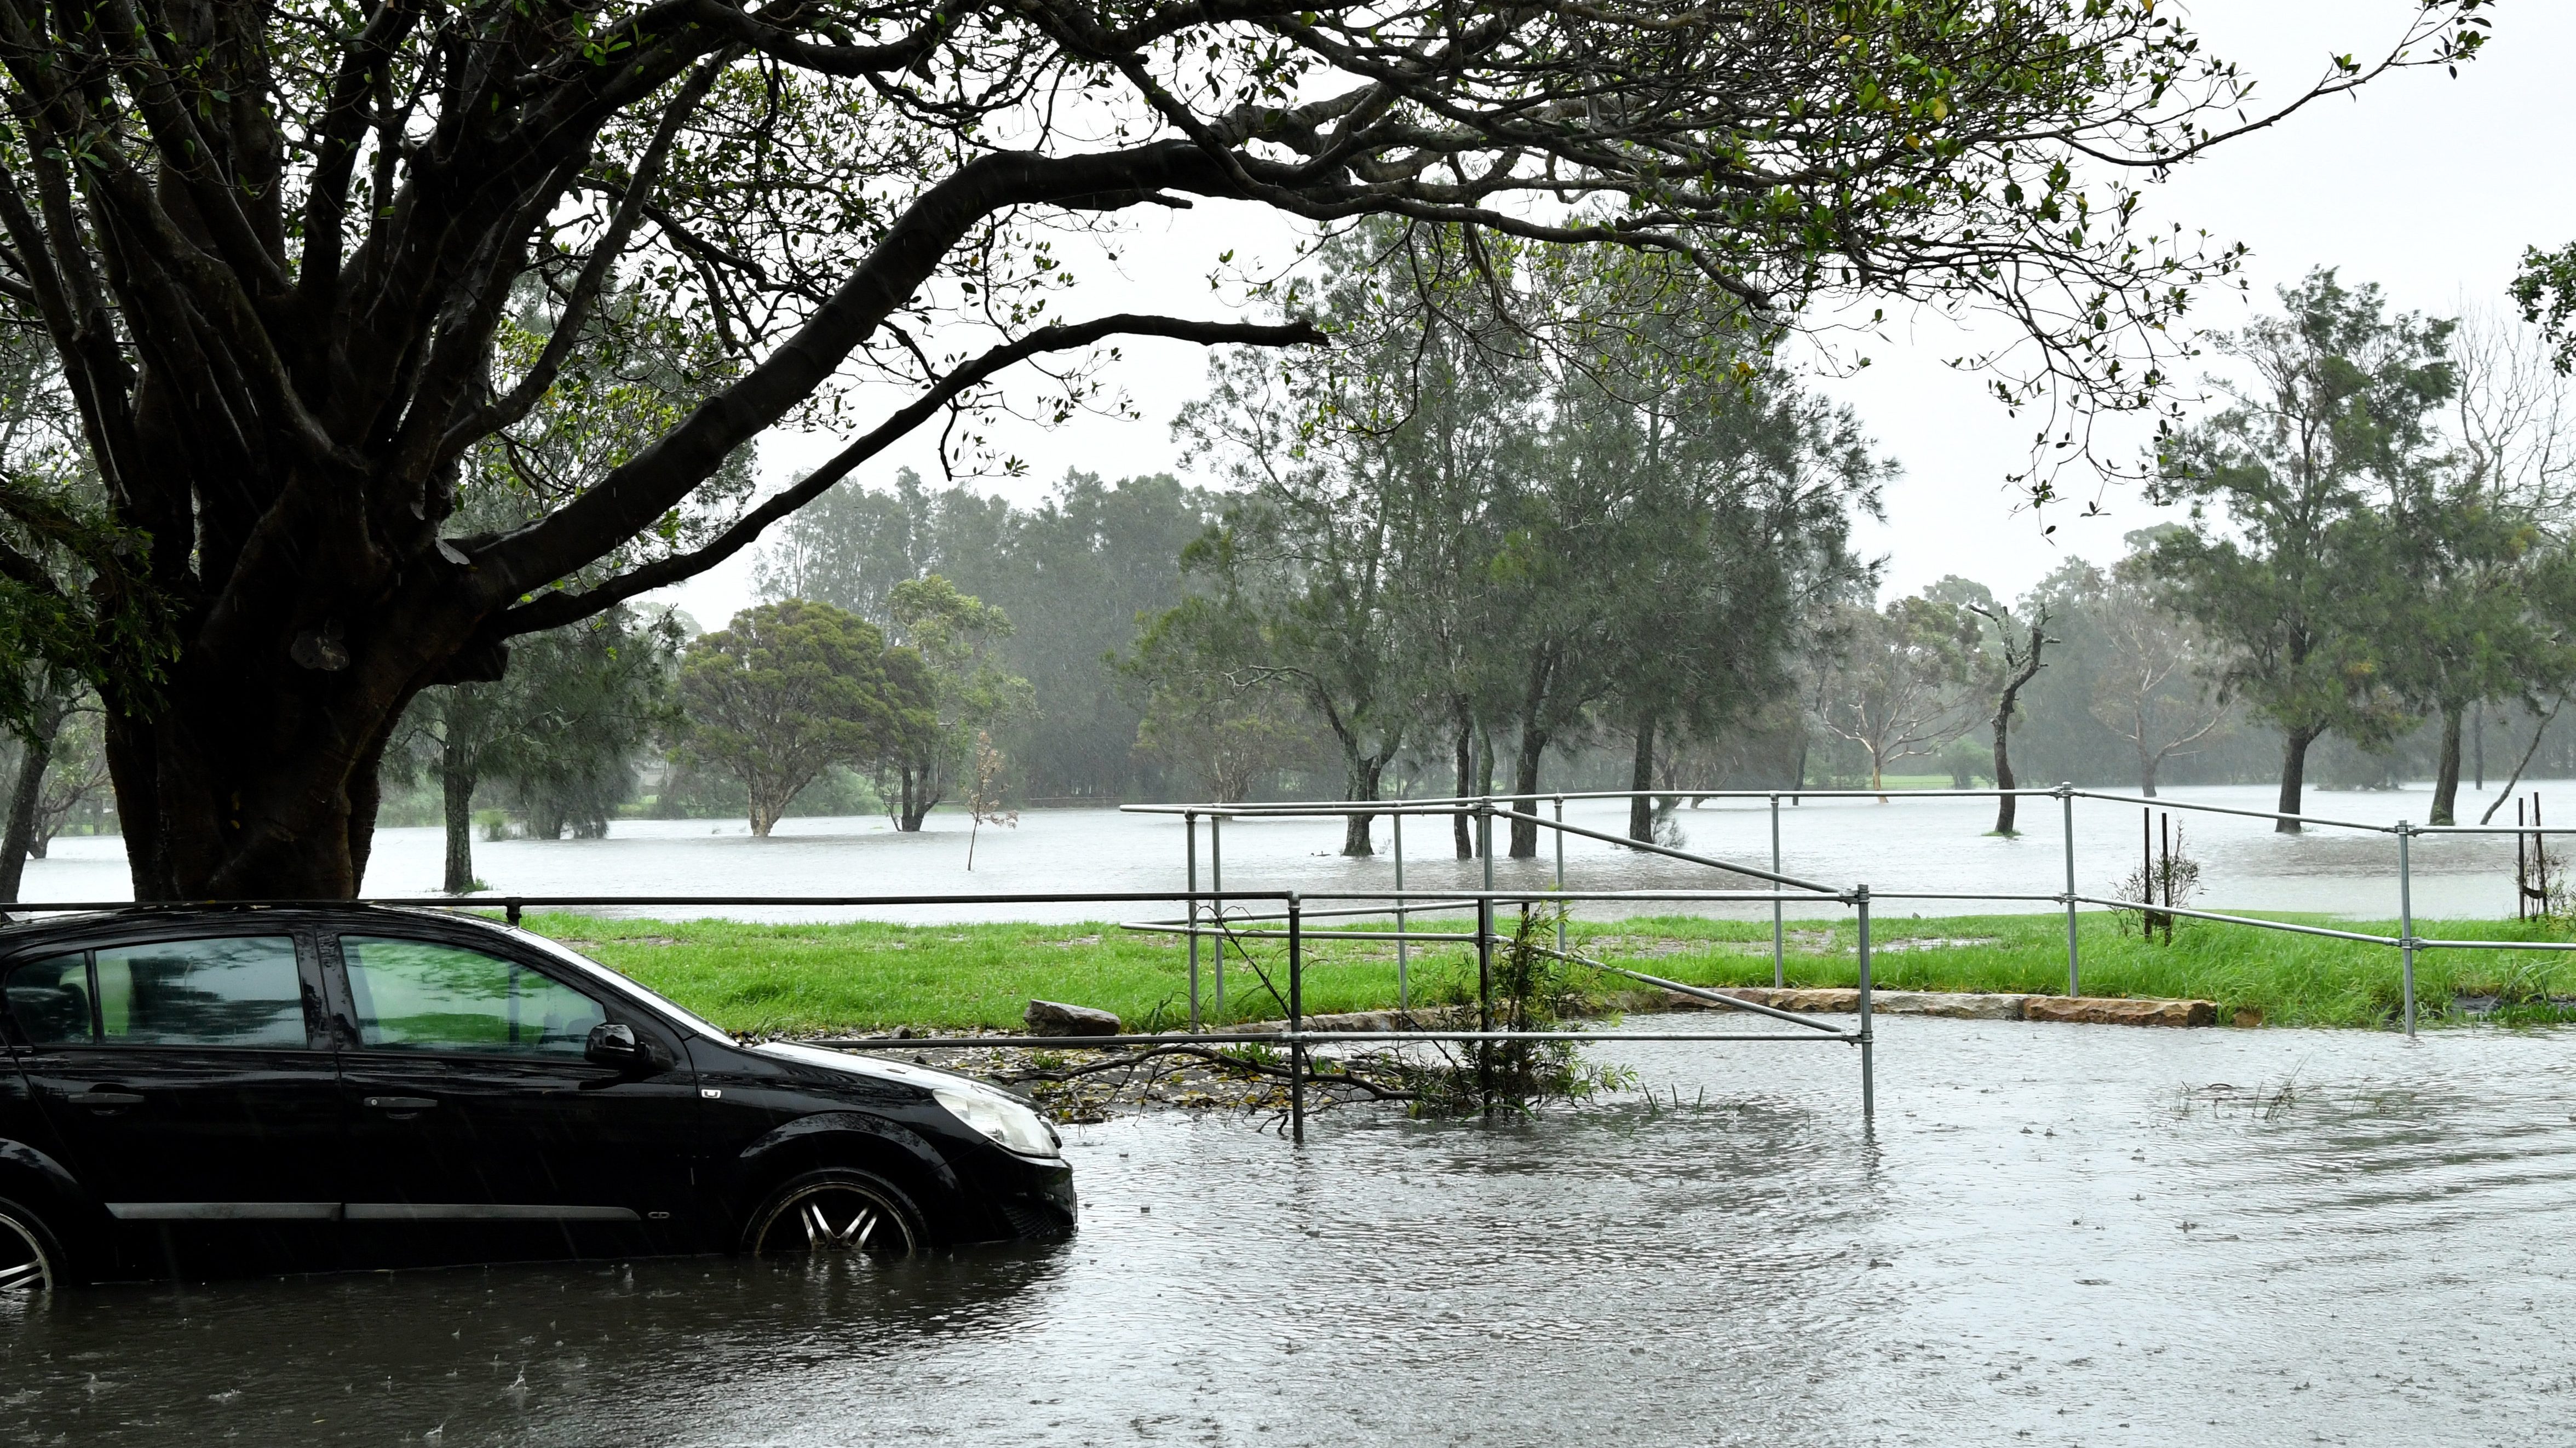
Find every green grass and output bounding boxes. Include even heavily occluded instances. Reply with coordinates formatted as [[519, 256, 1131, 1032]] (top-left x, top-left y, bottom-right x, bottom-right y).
[[522, 909, 2576, 1036]]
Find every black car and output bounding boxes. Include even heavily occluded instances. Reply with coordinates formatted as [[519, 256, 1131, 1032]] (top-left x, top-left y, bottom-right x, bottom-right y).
[[0, 906, 1074, 1290]]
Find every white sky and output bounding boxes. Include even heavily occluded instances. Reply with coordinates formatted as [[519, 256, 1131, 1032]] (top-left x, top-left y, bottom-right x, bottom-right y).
[[651, 1, 2576, 629]]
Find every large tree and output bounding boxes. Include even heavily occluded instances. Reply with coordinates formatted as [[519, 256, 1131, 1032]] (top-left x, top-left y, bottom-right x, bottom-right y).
[[2149, 271, 2445, 831], [0, 0, 2486, 896], [677, 599, 926, 836]]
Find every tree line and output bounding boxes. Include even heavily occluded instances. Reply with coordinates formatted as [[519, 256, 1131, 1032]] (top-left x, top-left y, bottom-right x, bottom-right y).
[[15, 255, 2576, 894]]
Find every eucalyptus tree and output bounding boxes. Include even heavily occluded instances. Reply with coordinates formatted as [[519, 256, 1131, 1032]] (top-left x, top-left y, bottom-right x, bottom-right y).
[[1554, 264, 1885, 847], [875, 576, 1030, 830], [2066, 560, 2236, 798], [1812, 595, 1982, 796], [2149, 272, 2451, 831], [1964, 601, 2054, 834], [0, 0, 2487, 896], [2371, 309, 2576, 823]]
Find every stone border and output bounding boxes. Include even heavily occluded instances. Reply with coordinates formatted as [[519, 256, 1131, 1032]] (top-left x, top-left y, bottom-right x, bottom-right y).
[[1655, 986, 2217, 1028]]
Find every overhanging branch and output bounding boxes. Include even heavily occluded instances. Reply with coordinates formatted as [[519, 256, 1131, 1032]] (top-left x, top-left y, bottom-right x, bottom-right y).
[[489, 312, 1321, 636]]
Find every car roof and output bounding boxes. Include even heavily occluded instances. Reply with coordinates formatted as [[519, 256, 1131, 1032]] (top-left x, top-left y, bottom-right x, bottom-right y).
[[0, 903, 517, 953]]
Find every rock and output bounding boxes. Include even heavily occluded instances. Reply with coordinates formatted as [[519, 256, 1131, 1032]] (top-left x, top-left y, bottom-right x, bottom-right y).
[[1024, 999, 1121, 1037], [2022, 996, 2217, 1028], [2232, 1007, 2265, 1029], [1871, 991, 2026, 1020]]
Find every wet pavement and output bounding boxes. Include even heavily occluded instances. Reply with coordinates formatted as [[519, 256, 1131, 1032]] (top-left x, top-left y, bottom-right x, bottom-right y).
[[7, 1015, 2572, 1445]]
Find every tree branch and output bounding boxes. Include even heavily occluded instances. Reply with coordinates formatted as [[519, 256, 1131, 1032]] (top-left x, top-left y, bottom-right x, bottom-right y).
[[490, 312, 1319, 636]]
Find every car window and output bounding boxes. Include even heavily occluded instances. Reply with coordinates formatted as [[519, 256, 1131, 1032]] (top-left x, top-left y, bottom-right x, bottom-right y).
[[3, 953, 93, 1045], [342, 936, 605, 1057], [93, 937, 308, 1048]]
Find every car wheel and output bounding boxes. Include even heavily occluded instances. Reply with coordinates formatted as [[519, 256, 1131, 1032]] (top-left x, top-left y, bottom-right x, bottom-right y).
[[0, 1194, 66, 1296], [743, 1168, 925, 1259]]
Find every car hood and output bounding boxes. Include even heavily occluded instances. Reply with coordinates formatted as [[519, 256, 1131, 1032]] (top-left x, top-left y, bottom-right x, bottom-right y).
[[750, 1039, 978, 1093]]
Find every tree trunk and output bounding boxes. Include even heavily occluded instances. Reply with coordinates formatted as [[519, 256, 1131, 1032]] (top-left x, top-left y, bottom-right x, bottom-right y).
[[1452, 711, 1475, 859], [101, 614, 431, 901], [2275, 728, 2316, 834], [1341, 748, 1381, 857], [1990, 705, 2020, 835], [2138, 744, 2160, 799], [0, 731, 55, 904], [1508, 720, 1549, 858], [441, 766, 478, 894], [2429, 702, 2464, 826], [1629, 717, 1656, 843]]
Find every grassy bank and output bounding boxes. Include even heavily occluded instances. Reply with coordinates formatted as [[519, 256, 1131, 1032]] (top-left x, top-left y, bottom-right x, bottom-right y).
[[524, 909, 2576, 1036]]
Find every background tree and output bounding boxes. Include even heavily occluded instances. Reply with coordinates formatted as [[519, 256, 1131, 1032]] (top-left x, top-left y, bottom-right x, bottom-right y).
[[0, 0, 2483, 897], [875, 577, 1031, 831], [1122, 597, 1317, 804], [0, 673, 107, 900], [1813, 596, 1982, 796], [678, 601, 927, 837], [1965, 600, 2055, 835], [761, 469, 1209, 800], [2075, 560, 2238, 797], [399, 605, 679, 891], [2149, 271, 2446, 831]]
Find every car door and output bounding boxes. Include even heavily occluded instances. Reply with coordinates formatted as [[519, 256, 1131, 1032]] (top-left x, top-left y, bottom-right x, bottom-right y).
[[1, 930, 342, 1226], [325, 929, 703, 1244]]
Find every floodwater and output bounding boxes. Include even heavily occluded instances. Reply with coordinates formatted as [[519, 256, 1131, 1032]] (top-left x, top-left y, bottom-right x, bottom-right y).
[[20, 780, 2567, 922], [7, 1015, 2573, 1445]]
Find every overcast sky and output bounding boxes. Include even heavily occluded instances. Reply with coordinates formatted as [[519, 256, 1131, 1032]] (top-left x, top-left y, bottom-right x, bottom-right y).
[[651, 1, 2576, 629]]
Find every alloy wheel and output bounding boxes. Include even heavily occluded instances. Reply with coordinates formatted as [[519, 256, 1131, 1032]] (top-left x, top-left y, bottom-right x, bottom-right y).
[[0, 1211, 53, 1295], [751, 1180, 918, 1259]]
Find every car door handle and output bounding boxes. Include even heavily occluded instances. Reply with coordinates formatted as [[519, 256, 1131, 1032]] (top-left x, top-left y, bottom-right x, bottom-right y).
[[78, 1090, 145, 1107], [363, 1096, 439, 1111]]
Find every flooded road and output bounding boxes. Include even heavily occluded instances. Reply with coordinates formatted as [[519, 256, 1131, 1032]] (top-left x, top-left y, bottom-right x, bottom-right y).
[[9, 1016, 2573, 1446]]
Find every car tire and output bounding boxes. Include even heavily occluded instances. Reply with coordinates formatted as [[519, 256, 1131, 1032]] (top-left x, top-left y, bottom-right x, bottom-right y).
[[741, 1167, 928, 1259], [0, 1193, 69, 1296]]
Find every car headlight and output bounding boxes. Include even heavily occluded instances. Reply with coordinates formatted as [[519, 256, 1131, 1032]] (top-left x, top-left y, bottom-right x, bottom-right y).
[[932, 1084, 1061, 1158]]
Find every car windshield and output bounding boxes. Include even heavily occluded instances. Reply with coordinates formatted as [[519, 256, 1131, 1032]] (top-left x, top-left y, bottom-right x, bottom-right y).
[[510, 930, 735, 1044]]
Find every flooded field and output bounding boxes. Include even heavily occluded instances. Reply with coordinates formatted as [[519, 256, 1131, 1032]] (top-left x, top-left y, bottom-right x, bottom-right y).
[[8, 1015, 2573, 1446], [20, 781, 2569, 924]]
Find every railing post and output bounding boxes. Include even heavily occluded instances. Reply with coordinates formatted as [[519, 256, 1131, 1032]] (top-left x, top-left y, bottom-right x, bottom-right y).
[[1480, 797, 1494, 894], [1289, 893, 1306, 1145], [507, 898, 522, 928], [1475, 891, 1494, 1117], [1856, 884, 1874, 1120], [1770, 792, 1785, 990], [2398, 820, 2417, 1041], [1393, 810, 1408, 1013], [2060, 783, 2079, 997], [1211, 813, 1226, 1019], [1186, 811, 1201, 1032], [1553, 795, 1567, 961]]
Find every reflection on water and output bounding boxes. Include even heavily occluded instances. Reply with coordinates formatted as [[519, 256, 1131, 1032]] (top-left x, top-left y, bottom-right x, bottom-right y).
[[23, 781, 2569, 924], [8, 1018, 2575, 1446]]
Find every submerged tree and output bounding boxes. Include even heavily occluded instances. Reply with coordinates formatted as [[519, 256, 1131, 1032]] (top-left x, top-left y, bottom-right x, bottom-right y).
[[0, 0, 2487, 897], [679, 600, 928, 837], [1813, 596, 1982, 796], [399, 605, 678, 892], [2150, 271, 2447, 830], [874, 577, 1030, 831], [1967, 601, 2055, 835]]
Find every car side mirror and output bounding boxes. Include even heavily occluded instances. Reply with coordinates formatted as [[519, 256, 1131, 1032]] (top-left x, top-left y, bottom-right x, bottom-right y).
[[585, 1021, 649, 1070]]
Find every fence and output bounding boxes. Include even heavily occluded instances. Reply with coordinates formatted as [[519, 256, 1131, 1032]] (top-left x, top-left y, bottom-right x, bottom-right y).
[[0, 884, 1882, 1144], [1126, 784, 2576, 1044]]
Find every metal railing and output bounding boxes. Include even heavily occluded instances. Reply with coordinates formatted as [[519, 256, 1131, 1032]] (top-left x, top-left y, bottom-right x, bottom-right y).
[[0, 884, 1883, 1142], [1127, 783, 2576, 1043]]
